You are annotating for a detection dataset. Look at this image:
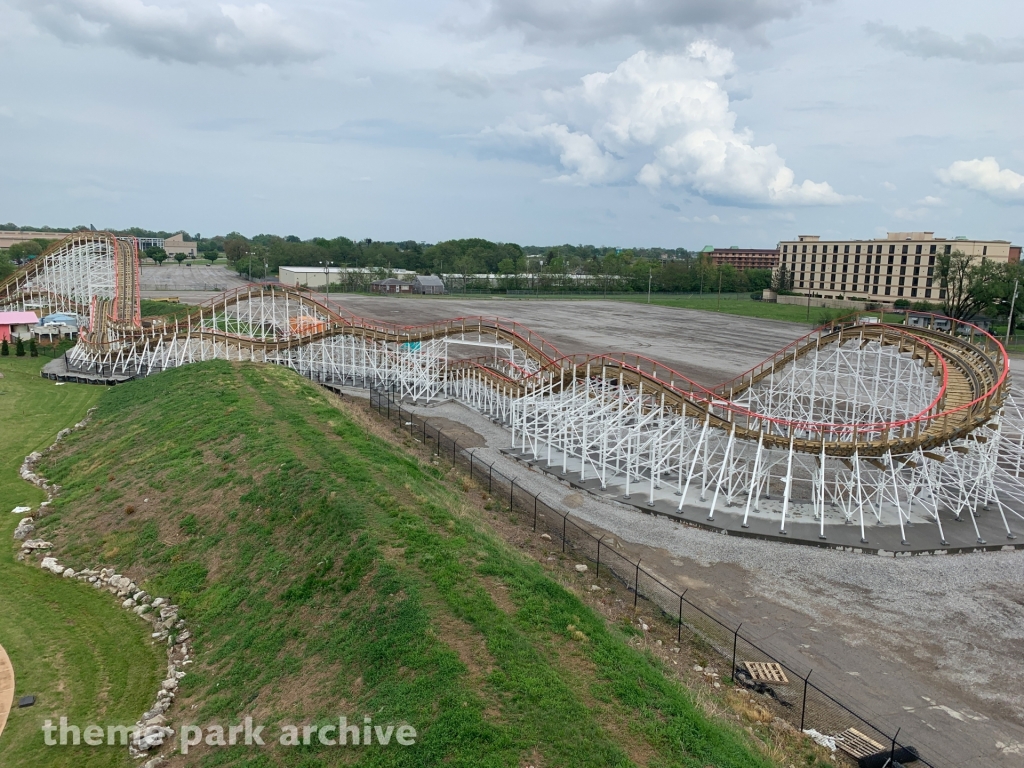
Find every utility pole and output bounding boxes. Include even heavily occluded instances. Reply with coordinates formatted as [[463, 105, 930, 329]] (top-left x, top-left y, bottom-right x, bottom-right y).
[[247, 249, 252, 282], [806, 290, 811, 321], [321, 260, 330, 305], [717, 269, 722, 311], [647, 267, 652, 304], [1007, 277, 1019, 346]]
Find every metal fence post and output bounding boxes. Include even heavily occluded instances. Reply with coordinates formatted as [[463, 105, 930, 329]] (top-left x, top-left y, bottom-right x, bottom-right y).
[[469, 451, 474, 479], [561, 512, 567, 552], [731, 623, 742, 680], [453, 438, 458, 467], [890, 728, 900, 765], [633, 559, 641, 608], [677, 592, 683, 643], [532, 494, 538, 531], [510, 479, 515, 513], [596, 535, 604, 577], [488, 462, 493, 493], [800, 669, 812, 732]]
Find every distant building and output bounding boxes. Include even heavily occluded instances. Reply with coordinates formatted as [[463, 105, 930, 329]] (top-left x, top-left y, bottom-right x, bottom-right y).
[[34, 312, 80, 341], [279, 266, 416, 289], [707, 246, 779, 270], [371, 278, 413, 294], [162, 233, 198, 259], [777, 232, 1021, 302], [0, 231, 70, 250], [413, 275, 445, 295], [0, 311, 39, 342]]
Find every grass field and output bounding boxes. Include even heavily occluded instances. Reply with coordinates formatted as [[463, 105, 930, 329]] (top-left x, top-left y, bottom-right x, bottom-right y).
[[0, 356, 162, 768], [616, 294, 905, 325], [31, 360, 789, 767], [139, 300, 196, 320]]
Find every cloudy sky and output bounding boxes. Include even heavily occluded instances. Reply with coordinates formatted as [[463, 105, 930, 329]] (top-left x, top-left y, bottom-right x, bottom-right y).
[[1, 0, 1022, 247]]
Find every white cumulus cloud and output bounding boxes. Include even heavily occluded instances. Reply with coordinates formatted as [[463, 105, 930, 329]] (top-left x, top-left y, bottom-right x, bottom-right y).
[[939, 157, 1024, 201], [13, 0, 322, 66], [490, 43, 849, 205]]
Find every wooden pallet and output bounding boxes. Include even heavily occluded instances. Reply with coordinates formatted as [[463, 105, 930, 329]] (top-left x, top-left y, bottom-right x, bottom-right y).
[[743, 661, 789, 685], [836, 727, 886, 759]]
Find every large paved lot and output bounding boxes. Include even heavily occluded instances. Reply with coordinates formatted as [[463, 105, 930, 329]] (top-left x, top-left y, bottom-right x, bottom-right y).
[[332, 294, 808, 386]]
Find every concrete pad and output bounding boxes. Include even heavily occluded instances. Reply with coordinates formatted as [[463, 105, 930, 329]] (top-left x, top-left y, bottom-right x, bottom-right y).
[[0, 643, 14, 742]]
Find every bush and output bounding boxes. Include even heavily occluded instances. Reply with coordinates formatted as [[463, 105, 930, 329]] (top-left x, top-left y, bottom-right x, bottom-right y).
[[911, 301, 935, 311], [893, 299, 911, 309], [750, 291, 762, 301], [15, 337, 25, 356], [0, 339, 7, 356], [29, 338, 38, 357]]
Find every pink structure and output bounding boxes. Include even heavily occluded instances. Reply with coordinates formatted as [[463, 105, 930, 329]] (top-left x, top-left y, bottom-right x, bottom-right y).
[[0, 311, 38, 342]]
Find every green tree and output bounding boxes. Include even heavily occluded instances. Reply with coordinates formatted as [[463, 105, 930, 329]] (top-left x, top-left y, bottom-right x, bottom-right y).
[[1, 339, 8, 356], [9, 240, 43, 261], [771, 263, 793, 293], [15, 337, 25, 356], [145, 246, 168, 265], [203, 251, 219, 264], [29, 337, 38, 357], [174, 252, 187, 264], [936, 250, 1003, 320], [0, 249, 13, 279]]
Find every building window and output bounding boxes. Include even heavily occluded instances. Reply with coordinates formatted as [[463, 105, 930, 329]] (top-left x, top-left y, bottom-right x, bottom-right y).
[[783, 245, 788, 253], [898, 287, 904, 296], [911, 288, 917, 297], [812, 245, 817, 253], [855, 245, 862, 254], [944, 245, 951, 254], [902, 245, 909, 255], [885, 287, 891, 295], [926, 289, 932, 298], [900, 255, 907, 265], [889, 245, 896, 255], [802, 245, 807, 253], [915, 245, 922, 255], [844, 245, 850, 254], [872, 286, 879, 294], [929, 244, 936, 254], [939, 289, 947, 298]]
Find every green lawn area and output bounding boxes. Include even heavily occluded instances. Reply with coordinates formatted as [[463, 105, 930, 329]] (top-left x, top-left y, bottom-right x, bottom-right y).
[[139, 300, 196, 321], [32, 360, 783, 767], [0, 356, 162, 768], [616, 294, 904, 325]]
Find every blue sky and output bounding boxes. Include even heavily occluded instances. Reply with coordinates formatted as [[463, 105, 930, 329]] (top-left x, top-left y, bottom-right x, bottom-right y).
[[1, 0, 1022, 247]]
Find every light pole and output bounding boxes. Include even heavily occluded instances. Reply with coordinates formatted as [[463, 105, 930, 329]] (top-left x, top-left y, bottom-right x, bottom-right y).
[[247, 249, 252, 283], [1006, 278, 1019, 346], [320, 260, 330, 305], [647, 267, 652, 304]]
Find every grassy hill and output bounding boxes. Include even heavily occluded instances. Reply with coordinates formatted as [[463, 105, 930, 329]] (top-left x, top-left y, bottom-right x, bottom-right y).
[[0, 355, 162, 768], [28, 360, 782, 767]]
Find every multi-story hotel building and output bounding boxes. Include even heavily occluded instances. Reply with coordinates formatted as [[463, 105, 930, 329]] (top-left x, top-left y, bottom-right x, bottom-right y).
[[706, 246, 779, 271], [777, 232, 1021, 302]]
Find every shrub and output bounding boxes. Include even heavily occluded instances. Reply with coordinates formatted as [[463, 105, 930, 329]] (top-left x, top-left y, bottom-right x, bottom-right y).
[[1, 339, 8, 356], [29, 338, 38, 357], [750, 291, 762, 301], [15, 337, 25, 356], [893, 299, 911, 309]]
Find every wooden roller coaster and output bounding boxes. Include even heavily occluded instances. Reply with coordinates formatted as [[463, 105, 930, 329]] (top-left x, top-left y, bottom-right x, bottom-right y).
[[3, 233, 1021, 546]]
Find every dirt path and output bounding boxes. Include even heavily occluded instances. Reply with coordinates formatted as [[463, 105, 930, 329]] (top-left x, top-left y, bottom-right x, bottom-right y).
[[0, 644, 13, 741]]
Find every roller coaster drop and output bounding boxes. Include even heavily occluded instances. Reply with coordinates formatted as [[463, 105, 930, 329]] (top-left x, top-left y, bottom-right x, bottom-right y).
[[5, 232, 1024, 550]]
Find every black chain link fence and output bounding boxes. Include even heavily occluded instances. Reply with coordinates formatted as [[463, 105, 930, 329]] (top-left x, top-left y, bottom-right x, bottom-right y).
[[365, 385, 943, 768]]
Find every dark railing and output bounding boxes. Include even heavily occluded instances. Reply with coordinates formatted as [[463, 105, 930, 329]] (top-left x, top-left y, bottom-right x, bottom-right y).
[[364, 385, 943, 768]]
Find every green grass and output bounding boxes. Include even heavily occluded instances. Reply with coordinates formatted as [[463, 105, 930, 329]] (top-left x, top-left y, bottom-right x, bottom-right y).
[[0, 356, 163, 768], [139, 300, 196, 321], [617, 294, 904, 325], [34, 360, 777, 767]]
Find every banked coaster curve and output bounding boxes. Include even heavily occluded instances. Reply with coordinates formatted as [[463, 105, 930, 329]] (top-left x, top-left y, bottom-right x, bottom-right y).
[[3, 232, 1024, 551]]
